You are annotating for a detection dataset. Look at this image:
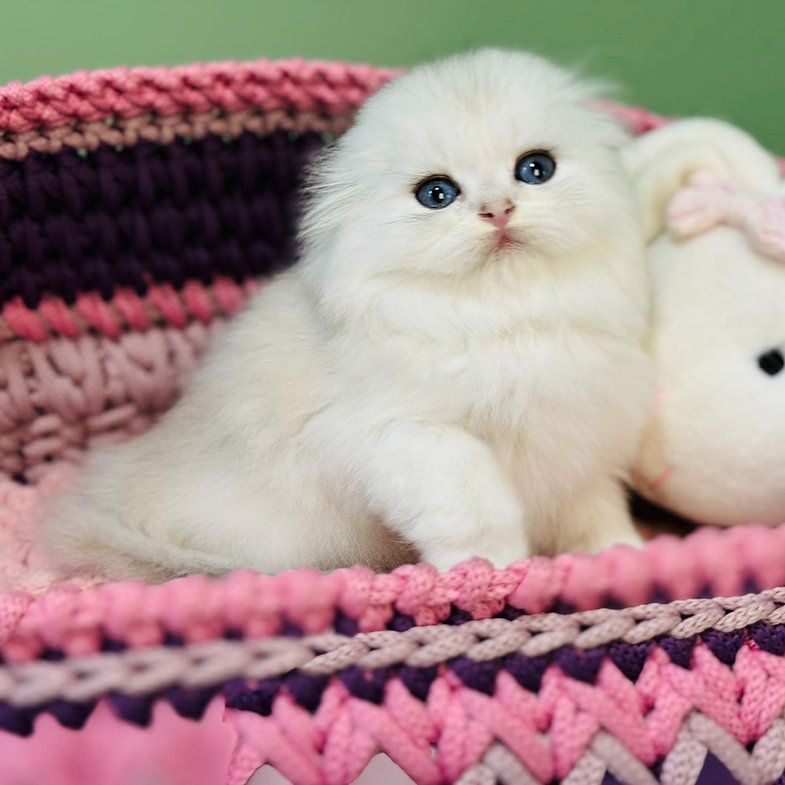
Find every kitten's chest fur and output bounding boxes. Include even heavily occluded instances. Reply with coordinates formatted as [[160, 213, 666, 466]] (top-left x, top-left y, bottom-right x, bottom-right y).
[[377, 272, 651, 502], [448, 318, 634, 431], [410, 275, 645, 426]]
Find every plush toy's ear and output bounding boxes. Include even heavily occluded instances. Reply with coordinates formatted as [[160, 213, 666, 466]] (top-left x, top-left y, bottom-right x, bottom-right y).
[[622, 118, 781, 242]]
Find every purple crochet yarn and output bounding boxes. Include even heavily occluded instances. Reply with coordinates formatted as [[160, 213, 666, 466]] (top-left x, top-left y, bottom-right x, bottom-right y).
[[283, 672, 329, 713], [0, 130, 322, 308], [608, 641, 651, 682], [398, 664, 438, 701], [223, 677, 281, 717], [338, 666, 389, 704], [165, 685, 217, 720], [555, 646, 606, 684], [108, 692, 156, 726], [697, 752, 747, 784], [504, 653, 548, 693], [449, 656, 501, 695], [44, 699, 94, 729], [0, 702, 36, 736], [389, 613, 417, 632], [601, 751, 745, 785], [750, 621, 785, 655], [702, 629, 746, 665], [659, 636, 697, 669], [334, 611, 359, 637]]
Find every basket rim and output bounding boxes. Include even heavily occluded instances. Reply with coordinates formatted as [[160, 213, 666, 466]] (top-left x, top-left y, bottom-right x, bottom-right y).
[[0, 57, 402, 136], [4, 518, 785, 663]]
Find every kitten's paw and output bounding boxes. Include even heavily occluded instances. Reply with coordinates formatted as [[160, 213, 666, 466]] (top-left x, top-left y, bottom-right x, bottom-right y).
[[422, 526, 530, 572], [361, 423, 530, 573], [426, 484, 530, 571], [556, 477, 644, 556], [581, 524, 644, 554]]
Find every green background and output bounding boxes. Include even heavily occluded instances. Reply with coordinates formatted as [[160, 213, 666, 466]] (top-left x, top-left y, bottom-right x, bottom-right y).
[[1, 0, 782, 153]]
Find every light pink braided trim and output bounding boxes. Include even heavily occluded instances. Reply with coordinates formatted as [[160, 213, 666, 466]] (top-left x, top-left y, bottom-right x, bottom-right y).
[[5, 590, 785, 705], [0, 59, 401, 135], [0, 276, 257, 342]]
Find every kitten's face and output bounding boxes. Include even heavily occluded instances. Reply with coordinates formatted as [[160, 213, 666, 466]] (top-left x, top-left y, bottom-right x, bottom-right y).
[[302, 49, 633, 282]]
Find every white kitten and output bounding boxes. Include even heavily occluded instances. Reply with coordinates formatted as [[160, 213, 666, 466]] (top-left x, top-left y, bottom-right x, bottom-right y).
[[43, 49, 653, 581]]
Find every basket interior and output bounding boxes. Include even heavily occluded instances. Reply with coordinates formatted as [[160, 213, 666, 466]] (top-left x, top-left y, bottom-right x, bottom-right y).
[[0, 69, 369, 484]]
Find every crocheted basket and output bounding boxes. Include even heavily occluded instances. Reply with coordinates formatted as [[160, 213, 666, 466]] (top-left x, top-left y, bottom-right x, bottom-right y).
[[1, 58, 785, 785]]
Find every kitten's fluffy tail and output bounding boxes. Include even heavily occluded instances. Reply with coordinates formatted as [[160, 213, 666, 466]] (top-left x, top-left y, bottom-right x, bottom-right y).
[[43, 497, 243, 584]]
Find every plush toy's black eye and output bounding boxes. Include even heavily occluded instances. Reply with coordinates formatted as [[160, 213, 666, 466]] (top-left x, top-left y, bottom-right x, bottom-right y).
[[758, 349, 785, 376], [415, 177, 460, 209], [515, 152, 556, 184]]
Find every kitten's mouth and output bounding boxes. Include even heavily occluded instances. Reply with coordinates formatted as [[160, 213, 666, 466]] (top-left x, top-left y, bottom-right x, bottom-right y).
[[490, 230, 524, 253]]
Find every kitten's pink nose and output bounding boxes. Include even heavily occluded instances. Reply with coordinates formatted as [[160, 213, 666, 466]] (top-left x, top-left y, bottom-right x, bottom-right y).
[[479, 200, 515, 230]]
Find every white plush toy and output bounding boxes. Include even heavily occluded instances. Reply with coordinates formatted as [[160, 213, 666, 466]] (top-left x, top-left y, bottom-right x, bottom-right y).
[[623, 118, 785, 527]]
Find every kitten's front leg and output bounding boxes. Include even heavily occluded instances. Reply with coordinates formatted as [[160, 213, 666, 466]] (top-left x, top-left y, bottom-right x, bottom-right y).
[[357, 423, 530, 571], [555, 475, 644, 555]]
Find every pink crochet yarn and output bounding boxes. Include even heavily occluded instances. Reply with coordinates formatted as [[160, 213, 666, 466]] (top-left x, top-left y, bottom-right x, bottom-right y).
[[1, 277, 258, 342], [0, 698, 235, 785], [0, 60, 400, 135], [223, 640, 785, 785], [1, 526, 785, 659], [1, 55, 785, 785]]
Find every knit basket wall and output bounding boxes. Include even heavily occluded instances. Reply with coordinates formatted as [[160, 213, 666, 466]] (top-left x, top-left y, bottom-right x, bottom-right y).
[[1, 58, 785, 785]]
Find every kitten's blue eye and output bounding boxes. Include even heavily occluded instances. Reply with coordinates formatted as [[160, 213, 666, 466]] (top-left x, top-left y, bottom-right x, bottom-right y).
[[415, 177, 460, 209], [515, 152, 556, 184]]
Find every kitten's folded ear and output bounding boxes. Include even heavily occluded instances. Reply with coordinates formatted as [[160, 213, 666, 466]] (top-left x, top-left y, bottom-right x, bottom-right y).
[[622, 118, 781, 241]]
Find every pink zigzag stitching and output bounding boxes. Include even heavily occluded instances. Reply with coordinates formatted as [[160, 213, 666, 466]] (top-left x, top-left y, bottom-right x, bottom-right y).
[[217, 641, 785, 785], [5, 614, 785, 783], [0, 59, 784, 785]]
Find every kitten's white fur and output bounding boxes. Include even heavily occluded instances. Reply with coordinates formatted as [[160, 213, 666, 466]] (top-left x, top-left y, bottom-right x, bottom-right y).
[[43, 49, 653, 581]]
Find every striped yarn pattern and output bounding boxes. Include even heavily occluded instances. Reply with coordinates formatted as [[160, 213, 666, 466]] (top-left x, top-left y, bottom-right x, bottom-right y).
[[0, 59, 397, 309], [0, 130, 318, 308], [0, 278, 257, 479], [0, 59, 389, 480], [0, 60, 399, 135], [0, 57, 784, 784], [5, 563, 785, 784]]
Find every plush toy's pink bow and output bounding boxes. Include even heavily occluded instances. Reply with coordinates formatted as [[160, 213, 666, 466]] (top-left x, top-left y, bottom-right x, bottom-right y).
[[667, 172, 785, 262]]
